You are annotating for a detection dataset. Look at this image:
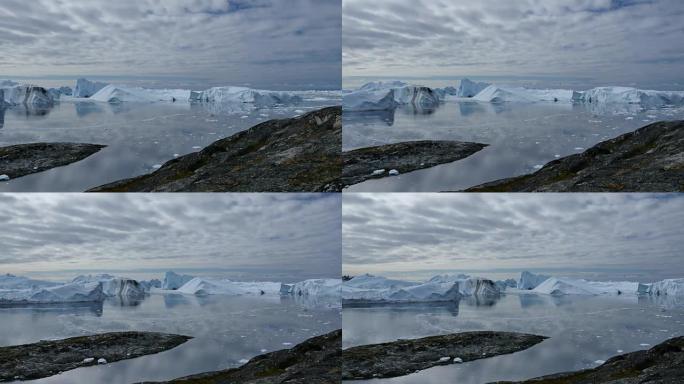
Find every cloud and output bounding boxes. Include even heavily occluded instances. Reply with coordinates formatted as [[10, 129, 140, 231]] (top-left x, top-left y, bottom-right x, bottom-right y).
[[343, 0, 684, 87], [0, 0, 341, 89], [0, 193, 341, 279], [343, 194, 684, 280]]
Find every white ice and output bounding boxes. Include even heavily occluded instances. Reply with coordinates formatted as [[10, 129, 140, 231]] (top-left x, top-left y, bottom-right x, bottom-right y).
[[517, 271, 550, 290]]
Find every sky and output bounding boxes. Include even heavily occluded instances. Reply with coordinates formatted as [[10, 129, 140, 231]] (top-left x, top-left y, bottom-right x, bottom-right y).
[[0, 0, 341, 90], [343, 0, 684, 89], [0, 193, 341, 282], [343, 194, 684, 282]]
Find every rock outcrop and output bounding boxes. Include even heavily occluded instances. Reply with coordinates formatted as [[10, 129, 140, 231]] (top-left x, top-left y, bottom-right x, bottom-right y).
[[492, 336, 684, 384], [138, 330, 340, 384], [0, 143, 106, 180], [0, 332, 191, 381], [343, 331, 547, 380], [466, 120, 684, 192]]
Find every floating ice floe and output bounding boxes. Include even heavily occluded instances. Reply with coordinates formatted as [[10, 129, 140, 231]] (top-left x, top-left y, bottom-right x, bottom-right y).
[[0, 281, 105, 304], [174, 277, 282, 296], [532, 277, 649, 296], [342, 274, 500, 303], [88, 84, 191, 103]]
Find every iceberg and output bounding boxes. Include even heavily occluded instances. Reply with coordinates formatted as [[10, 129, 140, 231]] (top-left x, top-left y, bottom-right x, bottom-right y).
[[532, 277, 648, 296], [47, 86, 73, 99], [162, 271, 195, 290], [175, 277, 282, 296], [73, 78, 108, 98], [648, 279, 684, 296], [88, 84, 191, 103], [0, 274, 58, 290], [343, 83, 440, 111], [0, 281, 105, 304], [0, 83, 54, 107], [495, 278, 517, 291], [517, 271, 550, 290], [572, 87, 684, 107], [289, 279, 341, 297], [342, 274, 500, 303], [344, 274, 415, 290], [472, 85, 574, 103], [456, 78, 491, 98], [71, 274, 147, 298], [191, 86, 302, 107]]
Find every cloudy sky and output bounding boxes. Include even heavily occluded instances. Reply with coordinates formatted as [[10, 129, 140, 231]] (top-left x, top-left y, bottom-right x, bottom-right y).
[[0, 194, 340, 282], [0, 0, 341, 89], [343, 0, 684, 88], [343, 194, 684, 282]]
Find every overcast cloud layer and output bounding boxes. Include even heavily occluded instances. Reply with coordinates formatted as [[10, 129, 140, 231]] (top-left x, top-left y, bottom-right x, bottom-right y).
[[343, 194, 684, 281], [343, 0, 684, 87], [0, 194, 340, 280], [0, 0, 341, 89]]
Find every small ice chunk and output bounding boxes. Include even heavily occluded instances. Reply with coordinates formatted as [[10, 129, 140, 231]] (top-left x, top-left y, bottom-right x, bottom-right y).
[[625, 116, 634, 120], [533, 164, 543, 170], [0, 175, 9, 181], [173, 154, 180, 158], [260, 349, 267, 353], [574, 147, 585, 151], [594, 360, 605, 365], [152, 164, 162, 169], [438, 356, 450, 362], [192, 146, 202, 149], [282, 342, 293, 346], [453, 357, 463, 363], [83, 358, 95, 364], [97, 358, 107, 365], [388, 169, 399, 176], [617, 349, 624, 353], [238, 359, 249, 364], [640, 343, 650, 346], [371, 169, 385, 176]]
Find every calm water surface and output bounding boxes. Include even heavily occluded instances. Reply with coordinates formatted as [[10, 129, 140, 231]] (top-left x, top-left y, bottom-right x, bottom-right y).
[[0, 95, 336, 191], [343, 294, 684, 383], [1, 294, 340, 384], [343, 101, 684, 191]]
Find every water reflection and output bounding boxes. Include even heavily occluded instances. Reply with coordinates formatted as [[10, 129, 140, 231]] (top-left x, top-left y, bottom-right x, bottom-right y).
[[343, 293, 684, 383], [343, 101, 684, 191]]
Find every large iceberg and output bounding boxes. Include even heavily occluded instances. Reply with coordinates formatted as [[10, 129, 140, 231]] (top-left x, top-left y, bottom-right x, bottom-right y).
[[0, 83, 54, 107], [162, 271, 195, 290], [342, 274, 500, 303], [344, 274, 416, 290], [455, 78, 491, 98], [343, 82, 440, 111], [648, 279, 684, 296], [0, 281, 105, 304], [517, 271, 550, 290], [174, 277, 282, 296], [71, 274, 148, 298], [289, 279, 341, 297], [88, 85, 191, 103], [572, 87, 684, 108], [472, 85, 574, 103], [190, 86, 302, 107], [73, 78, 108, 98], [532, 277, 649, 296]]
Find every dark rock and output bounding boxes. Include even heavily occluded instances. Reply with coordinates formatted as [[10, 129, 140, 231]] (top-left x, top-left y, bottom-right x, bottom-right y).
[[0, 331, 191, 382], [0, 142, 105, 180], [466, 120, 684, 192], [342, 331, 547, 380], [89, 107, 342, 192], [342, 140, 488, 187], [491, 336, 684, 384], [138, 329, 341, 384]]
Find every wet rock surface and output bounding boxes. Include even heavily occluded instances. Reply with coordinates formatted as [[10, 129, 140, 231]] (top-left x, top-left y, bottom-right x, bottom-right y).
[[0, 331, 191, 382], [0, 142, 105, 180], [139, 329, 341, 384], [90, 107, 342, 192], [492, 336, 684, 384], [342, 140, 488, 187], [342, 331, 547, 380], [466, 120, 684, 192]]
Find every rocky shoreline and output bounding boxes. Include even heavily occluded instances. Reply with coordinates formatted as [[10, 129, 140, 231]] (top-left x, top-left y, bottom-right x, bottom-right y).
[[342, 331, 547, 380], [466, 120, 684, 192], [89, 107, 343, 192], [138, 329, 341, 384], [0, 142, 105, 181], [342, 140, 487, 187], [492, 336, 684, 384], [0, 331, 191, 382]]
